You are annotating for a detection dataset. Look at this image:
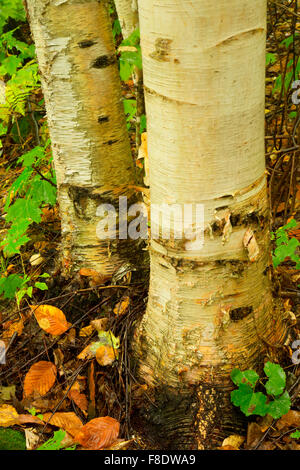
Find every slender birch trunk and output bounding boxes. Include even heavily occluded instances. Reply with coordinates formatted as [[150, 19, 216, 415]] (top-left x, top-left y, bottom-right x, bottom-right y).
[[114, 0, 139, 39], [134, 0, 288, 449], [26, 0, 137, 276]]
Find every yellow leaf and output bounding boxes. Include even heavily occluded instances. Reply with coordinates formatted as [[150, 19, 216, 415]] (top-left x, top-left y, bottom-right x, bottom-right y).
[[113, 297, 130, 316], [0, 404, 19, 427]]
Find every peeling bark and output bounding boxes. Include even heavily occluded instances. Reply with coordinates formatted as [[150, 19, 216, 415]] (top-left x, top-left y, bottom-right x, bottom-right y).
[[134, 0, 288, 449], [26, 0, 138, 275]]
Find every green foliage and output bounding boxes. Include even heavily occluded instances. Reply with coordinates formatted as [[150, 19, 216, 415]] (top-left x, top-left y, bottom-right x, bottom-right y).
[[0, 1, 56, 305], [1, 142, 56, 259], [231, 362, 291, 419], [119, 29, 142, 81], [271, 35, 300, 94], [271, 218, 300, 269], [0, 428, 26, 450], [290, 430, 300, 439], [37, 429, 76, 451]]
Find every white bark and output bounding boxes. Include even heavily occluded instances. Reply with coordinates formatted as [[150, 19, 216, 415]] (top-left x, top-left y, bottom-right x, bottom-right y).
[[26, 0, 137, 275], [135, 0, 288, 448], [114, 0, 139, 39]]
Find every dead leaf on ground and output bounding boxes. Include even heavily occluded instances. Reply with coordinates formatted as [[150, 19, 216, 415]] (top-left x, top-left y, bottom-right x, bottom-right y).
[[74, 416, 120, 450], [222, 434, 245, 449], [31, 304, 69, 336], [68, 390, 88, 415], [0, 404, 19, 427], [113, 297, 130, 316], [91, 318, 108, 332], [277, 410, 300, 430], [23, 361, 57, 398], [43, 411, 83, 437], [95, 345, 117, 366], [25, 427, 40, 450]]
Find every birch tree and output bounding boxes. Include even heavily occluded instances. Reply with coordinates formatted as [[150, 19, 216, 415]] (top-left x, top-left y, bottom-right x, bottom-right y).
[[134, 0, 288, 449], [25, 0, 137, 276]]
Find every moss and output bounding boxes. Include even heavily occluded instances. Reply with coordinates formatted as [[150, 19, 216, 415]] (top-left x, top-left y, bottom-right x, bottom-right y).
[[0, 428, 26, 450]]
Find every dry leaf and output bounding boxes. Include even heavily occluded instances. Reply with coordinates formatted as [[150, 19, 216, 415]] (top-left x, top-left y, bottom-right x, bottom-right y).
[[18, 414, 44, 425], [74, 416, 120, 450], [23, 361, 57, 398], [25, 428, 40, 450], [0, 404, 19, 427], [43, 412, 83, 437], [222, 434, 245, 449], [68, 390, 88, 414], [277, 410, 300, 430], [2, 319, 24, 342], [32, 304, 69, 336], [113, 297, 130, 316], [95, 345, 117, 366], [77, 344, 94, 360], [79, 325, 94, 337], [91, 318, 108, 332]]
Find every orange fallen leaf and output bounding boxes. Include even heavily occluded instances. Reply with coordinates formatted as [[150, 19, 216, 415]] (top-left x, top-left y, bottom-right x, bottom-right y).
[[95, 345, 116, 366], [113, 297, 130, 316], [23, 361, 57, 398], [68, 390, 88, 414], [74, 416, 119, 450], [0, 404, 19, 427], [32, 304, 69, 336], [77, 344, 94, 360], [43, 412, 83, 438]]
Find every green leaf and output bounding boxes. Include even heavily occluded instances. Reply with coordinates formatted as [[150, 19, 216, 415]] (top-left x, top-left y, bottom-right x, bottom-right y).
[[230, 368, 259, 388], [34, 282, 48, 291], [264, 361, 286, 396], [37, 429, 67, 450], [290, 430, 300, 439], [0, 274, 25, 299], [231, 384, 269, 417], [268, 391, 291, 419]]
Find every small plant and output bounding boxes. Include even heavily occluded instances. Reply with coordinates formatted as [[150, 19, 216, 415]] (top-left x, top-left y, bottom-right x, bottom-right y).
[[271, 218, 300, 269], [230, 362, 291, 419], [290, 430, 300, 439], [37, 429, 76, 451]]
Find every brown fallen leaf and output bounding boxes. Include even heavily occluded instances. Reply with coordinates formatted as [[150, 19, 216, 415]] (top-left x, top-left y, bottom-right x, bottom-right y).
[[74, 416, 120, 450], [23, 361, 57, 398], [0, 404, 19, 427], [18, 414, 44, 425], [68, 390, 88, 415], [43, 412, 83, 437], [277, 410, 300, 430], [91, 317, 108, 332]]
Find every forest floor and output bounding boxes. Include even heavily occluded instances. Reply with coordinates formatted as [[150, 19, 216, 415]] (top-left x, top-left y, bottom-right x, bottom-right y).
[[0, 3, 299, 451]]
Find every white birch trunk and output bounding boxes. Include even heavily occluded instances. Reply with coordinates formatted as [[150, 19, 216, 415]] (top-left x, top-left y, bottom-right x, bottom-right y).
[[134, 0, 288, 449], [26, 0, 137, 275], [114, 0, 139, 39]]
